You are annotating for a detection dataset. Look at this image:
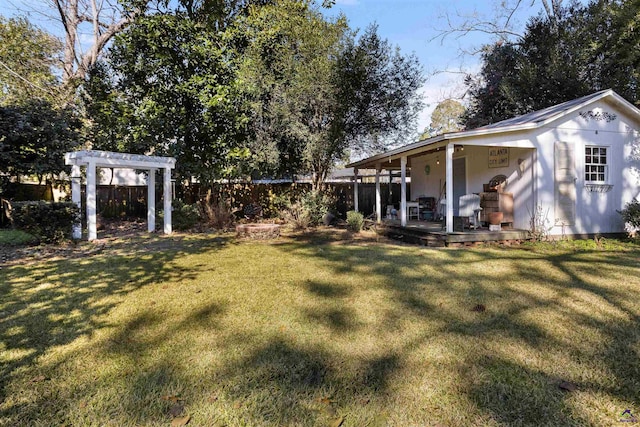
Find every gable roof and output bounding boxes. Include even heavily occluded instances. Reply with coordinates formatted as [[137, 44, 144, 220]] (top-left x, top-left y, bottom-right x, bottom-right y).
[[348, 89, 640, 169], [476, 89, 611, 130]]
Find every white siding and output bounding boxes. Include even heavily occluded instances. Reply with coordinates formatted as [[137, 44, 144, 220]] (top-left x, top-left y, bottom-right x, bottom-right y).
[[409, 98, 640, 235]]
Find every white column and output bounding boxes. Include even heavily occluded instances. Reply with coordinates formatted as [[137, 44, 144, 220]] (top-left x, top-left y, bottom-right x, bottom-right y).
[[400, 156, 407, 227], [375, 164, 381, 223], [71, 164, 82, 239], [446, 143, 454, 233], [86, 160, 97, 241], [163, 167, 172, 234], [147, 169, 156, 233], [353, 168, 359, 212]]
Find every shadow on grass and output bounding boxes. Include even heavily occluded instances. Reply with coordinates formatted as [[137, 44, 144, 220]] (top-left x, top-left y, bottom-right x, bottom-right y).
[[1, 232, 639, 425], [270, 238, 640, 425], [0, 234, 230, 411]]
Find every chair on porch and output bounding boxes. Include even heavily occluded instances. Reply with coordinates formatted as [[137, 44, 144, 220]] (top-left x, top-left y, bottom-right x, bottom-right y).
[[459, 194, 482, 229]]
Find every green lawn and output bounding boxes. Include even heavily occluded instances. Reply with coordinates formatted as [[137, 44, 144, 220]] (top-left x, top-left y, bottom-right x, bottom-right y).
[[1, 231, 639, 426], [0, 229, 37, 246]]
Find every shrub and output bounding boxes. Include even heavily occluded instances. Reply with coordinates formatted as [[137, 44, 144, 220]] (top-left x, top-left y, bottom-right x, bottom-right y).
[[199, 194, 235, 230], [346, 210, 364, 232], [300, 190, 336, 226], [283, 202, 311, 230], [619, 199, 640, 229], [171, 200, 201, 231], [9, 201, 80, 243]]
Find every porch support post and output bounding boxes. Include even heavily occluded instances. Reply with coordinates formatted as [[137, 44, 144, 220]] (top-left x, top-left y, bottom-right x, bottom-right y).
[[388, 170, 393, 204], [400, 156, 407, 227], [86, 160, 97, 241], [71, 164, 81, 239], [446, 143, 454, 232], [375, 164, 382, 223], [147, 169, 156, 233], [353, 168, 359, 212], [163, 167, 172, 234]]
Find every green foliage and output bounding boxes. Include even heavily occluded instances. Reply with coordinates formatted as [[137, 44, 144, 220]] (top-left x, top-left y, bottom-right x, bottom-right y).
[[9, 201, 80, 243], [0, 16, 62, 105], [0, 229, 37, 246], [300, 190, 336, 226], [85, 1, 423, 191], [421, 99, 466, 138], [346, 210, 364, 232], [619, 199, 640, 229], [464, 1, 640, 127], [283, 202, 312, 230], [170, 200, 202, 231], [0, 99, 82, 182], [86, 12, 252, 185], [233, 6, 423, 189], [333, 24, 425, 156]]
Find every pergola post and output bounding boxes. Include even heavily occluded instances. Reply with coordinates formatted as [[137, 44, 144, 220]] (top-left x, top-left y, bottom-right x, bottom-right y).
[[375, 164, 381, 223], [446, 143, 454, 233], [400, 156, 407, 227], [86, 160, 97, 241], [71, 164, 81, 239], [147, 169, 156, 232], [353, 168, 359, 212], [163, 167, 172, 234]]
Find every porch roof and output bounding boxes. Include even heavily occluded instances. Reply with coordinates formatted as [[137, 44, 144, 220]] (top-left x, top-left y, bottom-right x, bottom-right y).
[[347, 89, 638, 170]]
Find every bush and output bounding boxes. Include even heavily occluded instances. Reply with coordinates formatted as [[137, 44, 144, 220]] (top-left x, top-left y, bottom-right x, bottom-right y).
[[300, 190, 336, 226], [619, 199, 640, 229], [170, 200, 201, 231], [283, 202, 312, 230], [346, 210, 364, 232], [9, 201, 80, 243], [199, 193, 235, 230]]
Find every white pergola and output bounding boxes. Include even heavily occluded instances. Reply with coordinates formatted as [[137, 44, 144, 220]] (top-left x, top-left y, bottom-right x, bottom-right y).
[[65, 150, 176, 241]]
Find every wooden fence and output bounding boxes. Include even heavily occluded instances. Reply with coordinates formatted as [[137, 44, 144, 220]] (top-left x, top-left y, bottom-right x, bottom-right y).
[[2, 182, 409, 222]]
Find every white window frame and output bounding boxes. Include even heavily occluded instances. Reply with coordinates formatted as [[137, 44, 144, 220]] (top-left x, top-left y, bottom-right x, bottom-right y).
[[584, 145, 609, 184]]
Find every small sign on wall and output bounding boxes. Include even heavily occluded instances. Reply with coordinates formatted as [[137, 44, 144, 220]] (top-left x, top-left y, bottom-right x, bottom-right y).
[[488, 147, 509, 168]]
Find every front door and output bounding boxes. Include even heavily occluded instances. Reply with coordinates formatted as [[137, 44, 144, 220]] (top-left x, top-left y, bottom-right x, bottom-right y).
[[452, 157, 466, 215]]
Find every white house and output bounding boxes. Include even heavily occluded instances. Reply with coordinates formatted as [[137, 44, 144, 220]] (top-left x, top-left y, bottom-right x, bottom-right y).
[[347, 89, 640, 237]]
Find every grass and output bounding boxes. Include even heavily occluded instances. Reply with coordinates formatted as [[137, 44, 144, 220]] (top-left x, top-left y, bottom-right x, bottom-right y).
[[0, 229, 37, 246], [1, 230, 639, 426]]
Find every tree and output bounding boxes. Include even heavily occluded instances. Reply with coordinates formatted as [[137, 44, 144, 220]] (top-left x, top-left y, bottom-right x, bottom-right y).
[[235, 4, 424, 189], [86, 0, 423, 191], [0, 17, 62, 105], [333, 24, 425, 156], [463, 0, 639, 128], [0, 99, 82, 184], [421, 99, 466, 138], [85, 12, 252, 186], [0, 16, 81, 190]]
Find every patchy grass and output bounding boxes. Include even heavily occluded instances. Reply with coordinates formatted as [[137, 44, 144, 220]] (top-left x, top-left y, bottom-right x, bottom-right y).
[[0, 229, 37, 246], [0, 231, 639, 426]]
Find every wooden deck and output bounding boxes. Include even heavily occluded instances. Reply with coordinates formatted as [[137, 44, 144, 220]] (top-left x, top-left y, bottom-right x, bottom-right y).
[[375, 220, 531, 247]]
